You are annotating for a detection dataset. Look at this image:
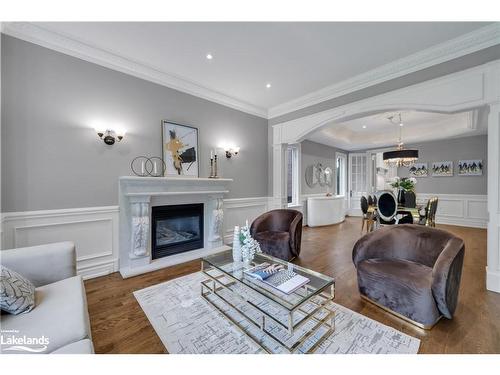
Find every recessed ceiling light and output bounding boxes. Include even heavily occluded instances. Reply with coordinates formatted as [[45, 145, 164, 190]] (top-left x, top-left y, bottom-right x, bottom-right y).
[[400, 123, 404, 127], [266, 83, 272, 89], [362, 125, 367, 129], [206, 54, 213, 60]]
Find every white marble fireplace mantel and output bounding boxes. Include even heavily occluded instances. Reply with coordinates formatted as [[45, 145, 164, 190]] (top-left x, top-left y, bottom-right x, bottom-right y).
[[118, 176, 233, 278]]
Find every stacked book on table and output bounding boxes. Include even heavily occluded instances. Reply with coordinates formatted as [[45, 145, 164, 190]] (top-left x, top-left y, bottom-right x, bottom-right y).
[[244, 262, 310, 294]]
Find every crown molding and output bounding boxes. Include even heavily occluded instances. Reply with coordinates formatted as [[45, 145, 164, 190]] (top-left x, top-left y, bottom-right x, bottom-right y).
[[3, 22, 499, 121], [1, 22, 268, 118], [268, 23, 500, 119]]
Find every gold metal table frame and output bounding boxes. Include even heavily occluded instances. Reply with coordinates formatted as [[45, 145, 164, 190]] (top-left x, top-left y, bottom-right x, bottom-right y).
[[200, 258, 336, 354]]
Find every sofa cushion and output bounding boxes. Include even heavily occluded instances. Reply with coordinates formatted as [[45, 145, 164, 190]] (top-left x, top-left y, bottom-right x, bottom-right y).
[[254, 231, 291, 260], [0, 275, 92, 354], [1, 265, 36, 315], [51, 339, 94, 354], [357, 258, 441, 326]]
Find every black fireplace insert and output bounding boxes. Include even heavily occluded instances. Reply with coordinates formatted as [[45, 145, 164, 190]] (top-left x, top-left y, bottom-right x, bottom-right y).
[[151, 203, 204, 259]]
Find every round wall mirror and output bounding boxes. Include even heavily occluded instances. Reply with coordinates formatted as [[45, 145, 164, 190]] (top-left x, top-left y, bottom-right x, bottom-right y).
[[306, 163, 333, 188], [305, 164, 318, 187]]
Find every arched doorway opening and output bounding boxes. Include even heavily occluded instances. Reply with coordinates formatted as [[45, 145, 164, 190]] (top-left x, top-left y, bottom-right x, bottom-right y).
[[271, 61, 500, 293]]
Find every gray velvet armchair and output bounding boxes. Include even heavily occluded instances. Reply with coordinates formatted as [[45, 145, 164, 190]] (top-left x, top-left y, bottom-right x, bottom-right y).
[[352, 225, 465, 329], [250, 209, 303, 261]]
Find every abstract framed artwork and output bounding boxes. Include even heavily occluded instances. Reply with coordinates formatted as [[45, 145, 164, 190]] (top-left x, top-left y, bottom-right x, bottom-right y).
[[161, 120, 199, 177], [458, 160, 483, 176], [408, 162, 428, 177], [432, 161, 453, 177]]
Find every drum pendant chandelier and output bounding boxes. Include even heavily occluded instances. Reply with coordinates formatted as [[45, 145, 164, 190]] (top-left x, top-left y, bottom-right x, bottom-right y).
[[383, 113, 418, 168]]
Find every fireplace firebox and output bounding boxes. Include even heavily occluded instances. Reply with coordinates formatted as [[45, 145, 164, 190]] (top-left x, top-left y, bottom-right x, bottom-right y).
[[151, 203, 204, 259]]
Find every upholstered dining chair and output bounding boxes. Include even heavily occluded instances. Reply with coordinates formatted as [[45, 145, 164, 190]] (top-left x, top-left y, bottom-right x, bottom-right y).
[[352, 225, 465, 329], [403, 191, 416, 208], [375, 191, 398, 226], [250, 209, 303, 261]]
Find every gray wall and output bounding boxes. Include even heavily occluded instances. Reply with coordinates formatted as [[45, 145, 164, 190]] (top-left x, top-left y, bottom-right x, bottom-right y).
[[1, 35, 268, 212], [301, 140, 346, 195], [397, 135, 487, 195]]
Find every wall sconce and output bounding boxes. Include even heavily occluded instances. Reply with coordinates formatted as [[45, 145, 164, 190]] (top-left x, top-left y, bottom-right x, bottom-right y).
[[224, 146, 240, 158], [96, 129, 125, 145]]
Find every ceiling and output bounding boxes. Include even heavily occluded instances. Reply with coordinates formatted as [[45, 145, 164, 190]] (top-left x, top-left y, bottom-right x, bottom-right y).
[[27, 22, 492, 115], [306, 110, 488, 151]]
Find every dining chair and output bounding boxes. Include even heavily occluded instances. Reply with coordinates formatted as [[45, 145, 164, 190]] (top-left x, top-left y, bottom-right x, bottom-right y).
[[375, 191, 398, 227], [403, 191, 416, 208], [367, 195, 373, 206], [360, 196, 373, 232], [429, 198, 439, 227], [419, 197, 439, 227]]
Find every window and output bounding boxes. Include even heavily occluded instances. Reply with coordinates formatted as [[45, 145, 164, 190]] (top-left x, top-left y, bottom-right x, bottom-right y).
[[336, 152, 347, 196], [286, 145, 299, 206]]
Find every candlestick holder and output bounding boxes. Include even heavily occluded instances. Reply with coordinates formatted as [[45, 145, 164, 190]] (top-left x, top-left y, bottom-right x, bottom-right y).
[[209, 155, 219, 178], [209, 158, 214, 178]]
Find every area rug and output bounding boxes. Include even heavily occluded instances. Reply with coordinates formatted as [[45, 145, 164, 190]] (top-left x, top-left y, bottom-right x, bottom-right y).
[[134, 272, 420, 354]]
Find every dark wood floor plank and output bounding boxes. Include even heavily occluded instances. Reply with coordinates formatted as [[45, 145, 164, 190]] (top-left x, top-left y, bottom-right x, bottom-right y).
[[84, 217, 500, 354]]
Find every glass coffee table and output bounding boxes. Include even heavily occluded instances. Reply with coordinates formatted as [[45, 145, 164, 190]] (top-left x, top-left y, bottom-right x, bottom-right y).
[[201, 250, 335, 353]]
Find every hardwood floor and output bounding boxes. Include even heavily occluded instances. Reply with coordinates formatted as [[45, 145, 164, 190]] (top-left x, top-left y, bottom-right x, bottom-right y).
[[84, 217, 500, 354]]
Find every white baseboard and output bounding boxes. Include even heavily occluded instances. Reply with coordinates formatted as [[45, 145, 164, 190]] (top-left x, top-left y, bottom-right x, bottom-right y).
[[486, 267, 500, 293]]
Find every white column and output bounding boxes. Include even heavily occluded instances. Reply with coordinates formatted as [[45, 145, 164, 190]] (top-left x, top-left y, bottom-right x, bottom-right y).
[[487, 103, 500, 293], [129, 197, 151, 259], [207, 197, 224, 248], [272, 143, 288, 209]]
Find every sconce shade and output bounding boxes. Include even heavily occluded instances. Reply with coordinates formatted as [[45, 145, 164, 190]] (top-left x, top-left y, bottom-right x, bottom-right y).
[[97, 129, 124, 145], [104, 135, 116, 145], [224, 145, 240, 158]]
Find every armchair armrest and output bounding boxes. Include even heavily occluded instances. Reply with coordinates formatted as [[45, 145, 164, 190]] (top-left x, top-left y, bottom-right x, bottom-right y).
[[431, 238, 465, 318], [352, 229, 389, 268], [288, 213, 303, 253], [250, 213, 272, 236], [1, 242, 76, 287]]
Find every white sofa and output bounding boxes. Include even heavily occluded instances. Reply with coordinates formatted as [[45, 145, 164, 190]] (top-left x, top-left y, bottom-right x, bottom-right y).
[[1, 242, 94, 354]]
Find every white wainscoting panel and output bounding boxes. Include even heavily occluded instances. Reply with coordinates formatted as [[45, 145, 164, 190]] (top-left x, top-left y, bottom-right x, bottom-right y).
[[1, 198, 271, 280], [347, 193, 487, 228], [1, 206, 119, 280], [416, 193, 487, 228], [223, 197, 269, 243], [0, 193, 486, 280]]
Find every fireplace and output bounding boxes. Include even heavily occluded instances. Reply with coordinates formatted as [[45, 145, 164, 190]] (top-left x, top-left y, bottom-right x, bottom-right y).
[[151, 203, 204, 259]]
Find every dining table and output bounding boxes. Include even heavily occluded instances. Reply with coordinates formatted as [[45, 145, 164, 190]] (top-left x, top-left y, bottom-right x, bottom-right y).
[[367, 204, 422, 225]]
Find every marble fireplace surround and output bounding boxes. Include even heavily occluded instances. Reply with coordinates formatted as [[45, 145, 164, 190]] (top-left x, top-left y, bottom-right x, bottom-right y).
[[119, 176, 232, 278]]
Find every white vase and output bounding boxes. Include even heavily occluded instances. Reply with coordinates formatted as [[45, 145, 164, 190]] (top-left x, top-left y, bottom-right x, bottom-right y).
[[232, 226, 242, 262]]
